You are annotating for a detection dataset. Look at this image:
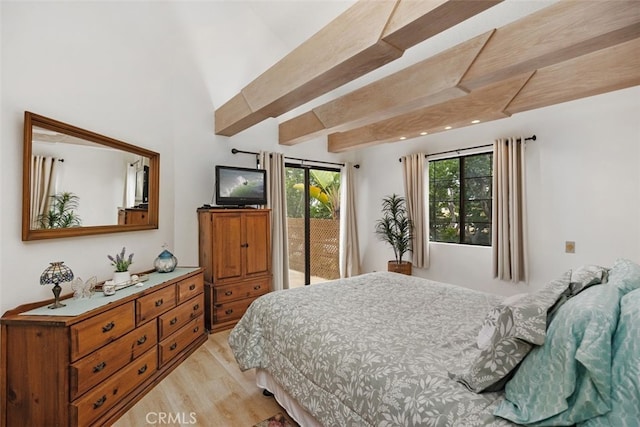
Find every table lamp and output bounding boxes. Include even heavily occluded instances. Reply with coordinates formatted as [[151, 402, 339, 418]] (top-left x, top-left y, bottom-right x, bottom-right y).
[[40, 261, 74, 309]]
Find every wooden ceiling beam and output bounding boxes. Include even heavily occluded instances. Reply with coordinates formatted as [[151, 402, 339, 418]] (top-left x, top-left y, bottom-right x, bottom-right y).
[[327, 37, 640, 153], [281, 0, 640, 146], [381, 0, 501, 50], [327, 73, 533, 153], [505, 38, 640, 115], [459, 0, 640, 91], [214, 0, 502, 136], [279, 31, 493, 146]]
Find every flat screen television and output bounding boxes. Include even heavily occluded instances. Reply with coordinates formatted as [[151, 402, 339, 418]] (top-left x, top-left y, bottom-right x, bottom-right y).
[[215, 165, 267, 206]]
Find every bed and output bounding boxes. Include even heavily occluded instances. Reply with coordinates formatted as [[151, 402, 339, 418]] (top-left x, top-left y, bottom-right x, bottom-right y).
[[229, 260, 640, 427]]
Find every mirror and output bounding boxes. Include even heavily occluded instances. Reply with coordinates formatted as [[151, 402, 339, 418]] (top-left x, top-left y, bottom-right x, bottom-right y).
[[22, 111, 159, 240]]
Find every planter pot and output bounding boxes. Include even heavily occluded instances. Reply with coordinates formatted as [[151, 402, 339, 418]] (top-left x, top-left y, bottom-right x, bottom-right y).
[[388, 261, 412, 276], [113, 270, 131, 285]]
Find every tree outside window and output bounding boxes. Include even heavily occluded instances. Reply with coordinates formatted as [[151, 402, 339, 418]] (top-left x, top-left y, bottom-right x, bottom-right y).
[[429, 153, 492, 246]]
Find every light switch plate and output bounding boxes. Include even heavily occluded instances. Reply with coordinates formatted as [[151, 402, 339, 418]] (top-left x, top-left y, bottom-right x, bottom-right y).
[[565, 241, 575, 253]]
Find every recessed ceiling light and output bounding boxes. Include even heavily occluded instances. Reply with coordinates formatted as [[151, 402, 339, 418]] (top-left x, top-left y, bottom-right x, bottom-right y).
[[399, 136, 406, 140], [444, 126, 452, 130], [420, 132, 428, 136], [471, 119, 480, 124]]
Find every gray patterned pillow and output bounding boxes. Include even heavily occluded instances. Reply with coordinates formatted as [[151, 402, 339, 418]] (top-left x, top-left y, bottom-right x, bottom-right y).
[[548, 265, 609, 322], [450, 271, 571, 392], [570, 265, 608, 295]]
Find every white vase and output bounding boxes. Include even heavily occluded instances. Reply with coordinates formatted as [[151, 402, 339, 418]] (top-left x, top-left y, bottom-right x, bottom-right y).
[[113, 271, 131, 285]]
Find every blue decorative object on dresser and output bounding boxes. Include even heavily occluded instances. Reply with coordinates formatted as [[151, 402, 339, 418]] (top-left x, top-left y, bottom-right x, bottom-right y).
[[154, 248, 178, 273]]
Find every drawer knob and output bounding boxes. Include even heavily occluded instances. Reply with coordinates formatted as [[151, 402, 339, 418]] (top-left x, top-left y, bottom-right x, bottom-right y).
[[138, 364, 148, 375], [224, 291, 233, 296], [193, 326, 200, 333], [102, 321, 115, 333], [93, 395, 107, 409], [155, 299, 164, 307], [193, 304, 200, 311], [169, 317, 178, 326], [240, 243, 249, 248], [225, 309, 233, 315], [137, 335, 147, 345], [93, 361, 107, 373], [189, 284, 196, 291], [169, 342, 178, 351], [254, 285, 261, 290]]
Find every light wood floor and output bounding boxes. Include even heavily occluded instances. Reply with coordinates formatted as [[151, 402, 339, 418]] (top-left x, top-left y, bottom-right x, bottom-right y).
[[113, 330, 297, 427]]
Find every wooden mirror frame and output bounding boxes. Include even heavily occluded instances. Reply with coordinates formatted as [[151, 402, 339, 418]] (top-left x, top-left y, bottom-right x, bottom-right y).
[[22, 112, 160, 241]]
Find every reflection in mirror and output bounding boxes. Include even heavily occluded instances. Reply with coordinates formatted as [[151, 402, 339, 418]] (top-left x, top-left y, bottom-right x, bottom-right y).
[[23, 112, 159, 241]]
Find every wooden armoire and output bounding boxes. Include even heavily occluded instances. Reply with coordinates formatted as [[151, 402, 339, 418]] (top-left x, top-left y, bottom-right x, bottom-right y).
[[197, 208, 272, 332]]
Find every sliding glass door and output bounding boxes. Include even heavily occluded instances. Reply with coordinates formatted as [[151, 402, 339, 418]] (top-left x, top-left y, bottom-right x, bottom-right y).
[[285, 165, 341, 287]]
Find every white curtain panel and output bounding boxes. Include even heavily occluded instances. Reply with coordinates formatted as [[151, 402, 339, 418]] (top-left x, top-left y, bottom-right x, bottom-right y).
[[339, 162, 361, 278], [30, 155, 57, 228], [492, 137, 529, 283], [259, 151, 290, 291], [125, 163, 136, 208], [401, 153, 429, 269]]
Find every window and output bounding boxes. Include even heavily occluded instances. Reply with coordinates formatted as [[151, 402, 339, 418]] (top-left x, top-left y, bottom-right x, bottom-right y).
[[429, 152, 493, 245]]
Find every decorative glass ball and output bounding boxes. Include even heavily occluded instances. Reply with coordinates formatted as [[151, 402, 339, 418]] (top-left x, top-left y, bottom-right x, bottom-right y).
[[154, 249, 177, 273]]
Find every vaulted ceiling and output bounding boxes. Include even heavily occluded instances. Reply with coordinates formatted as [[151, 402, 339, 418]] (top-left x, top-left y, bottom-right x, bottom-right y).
[[214, 0, 640, 153]]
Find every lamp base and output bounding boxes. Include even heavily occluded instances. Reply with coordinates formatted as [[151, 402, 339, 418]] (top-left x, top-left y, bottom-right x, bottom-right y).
[[48, 283, 66, 309], [48, 301, 66, 309]]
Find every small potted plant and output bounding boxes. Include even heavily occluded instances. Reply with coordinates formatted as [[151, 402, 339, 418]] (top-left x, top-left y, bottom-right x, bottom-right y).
[[108, 247, 134, 284], [375, 194, 413, 275]]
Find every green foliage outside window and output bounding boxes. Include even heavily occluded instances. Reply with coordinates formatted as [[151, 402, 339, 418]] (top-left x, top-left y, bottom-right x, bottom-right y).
[[285, 167, 341, 219], [429, 153, 492, 245]]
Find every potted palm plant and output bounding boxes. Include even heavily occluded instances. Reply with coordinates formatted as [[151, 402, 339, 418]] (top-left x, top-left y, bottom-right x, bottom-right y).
[[375, 194, 413, 275], [37, 192, 82, 229]]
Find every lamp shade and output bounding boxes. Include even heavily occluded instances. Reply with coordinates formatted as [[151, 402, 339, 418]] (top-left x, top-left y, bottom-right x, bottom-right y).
[[40, 261, 74, 286]]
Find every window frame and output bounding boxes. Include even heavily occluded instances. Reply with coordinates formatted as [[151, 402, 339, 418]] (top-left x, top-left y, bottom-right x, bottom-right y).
[[428, 151, 493, 246]]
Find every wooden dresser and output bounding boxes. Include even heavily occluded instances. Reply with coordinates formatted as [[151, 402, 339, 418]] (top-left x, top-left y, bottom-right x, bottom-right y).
[[117, 208, 148, 225], [0, 267, 206, 427], [197, 208, 272, 332]]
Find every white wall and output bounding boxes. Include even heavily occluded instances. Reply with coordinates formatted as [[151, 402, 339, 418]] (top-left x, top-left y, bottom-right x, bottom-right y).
[[1, 2, 179, 313], [0, 1, 346, 314], [357, 87, 640, 296], [167, 1, 351, 270]]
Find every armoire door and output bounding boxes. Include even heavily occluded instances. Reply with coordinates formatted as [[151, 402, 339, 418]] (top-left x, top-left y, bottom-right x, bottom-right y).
[[244, 211, 271, 277], [212, 213, 243, 281]]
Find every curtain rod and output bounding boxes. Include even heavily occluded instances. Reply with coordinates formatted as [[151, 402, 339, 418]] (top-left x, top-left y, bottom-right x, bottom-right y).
[[398, 135, 536, 162], [231, 148, 360, 168]]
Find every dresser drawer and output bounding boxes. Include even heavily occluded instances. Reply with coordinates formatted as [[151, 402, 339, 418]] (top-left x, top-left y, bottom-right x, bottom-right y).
[[70, 302, 136, 361], [213, 297, 258, 323], [71, 347, 157, 427], [70, 320, 157, 400], [158, 295, 204, 340], [136, 285, 177, 325], [214, 277, 270, 304], [177, 273, 204, 303], [158, 315, 204, 367]]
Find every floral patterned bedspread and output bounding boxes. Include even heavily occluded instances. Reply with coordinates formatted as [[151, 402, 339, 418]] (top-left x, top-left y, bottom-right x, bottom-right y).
[[228, 272, 519, 427]]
